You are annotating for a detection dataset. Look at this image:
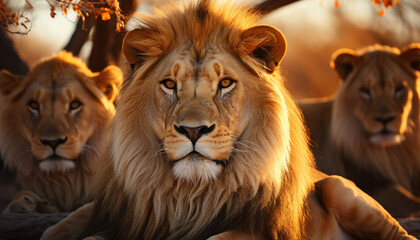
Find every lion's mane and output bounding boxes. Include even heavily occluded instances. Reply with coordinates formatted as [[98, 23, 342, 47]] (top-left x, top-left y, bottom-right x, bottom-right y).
[[83, 2, 313, 240]]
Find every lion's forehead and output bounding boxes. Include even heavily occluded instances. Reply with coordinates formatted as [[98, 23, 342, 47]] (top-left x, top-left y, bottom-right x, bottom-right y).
[[355, 57, 414, 91], [26, 78, 89, 103], [165, 48, 235, 95]]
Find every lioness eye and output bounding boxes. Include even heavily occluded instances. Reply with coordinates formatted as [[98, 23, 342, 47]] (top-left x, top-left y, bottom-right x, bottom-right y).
[[359, 87, 370, 100], [161, 79, 177, 90], [219, 78, 234, 88], [69, 100, 82, 111], [395, 84, 407, 98], [28, 101, 40, 111]]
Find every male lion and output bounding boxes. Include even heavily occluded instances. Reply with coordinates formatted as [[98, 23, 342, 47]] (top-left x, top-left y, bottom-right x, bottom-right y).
[[301, 44, 420, 218], [0, 52, 123, 213], [42, 2, 414, 240]]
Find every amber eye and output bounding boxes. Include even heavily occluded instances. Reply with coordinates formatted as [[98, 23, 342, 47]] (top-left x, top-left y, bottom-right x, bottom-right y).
[[359, 87, 371, 99], [161, 79, 177, 90], [395, 84, 407, 97], [219, 78, 235, 88], [28, 101, 40, 111], [69, 100, 82, 111]]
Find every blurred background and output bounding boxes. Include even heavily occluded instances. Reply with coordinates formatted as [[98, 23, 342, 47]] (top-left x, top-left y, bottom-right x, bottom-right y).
[[2, 0, 420, 99], [0, 0, 420, 209]]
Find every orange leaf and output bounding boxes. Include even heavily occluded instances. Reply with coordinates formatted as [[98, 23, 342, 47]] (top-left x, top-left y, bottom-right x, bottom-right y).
[[383, 0, 394, 8], [101, 11, 111, 21], [374, 0, 381, 6], [377, 8, 385, 16], [63, 8, 68, 15], [334, 0, 339, 8]]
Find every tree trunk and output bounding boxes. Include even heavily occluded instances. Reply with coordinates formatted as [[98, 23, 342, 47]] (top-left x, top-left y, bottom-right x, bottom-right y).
[[64, 15, 96, 56], [0, 29, 29, 75]]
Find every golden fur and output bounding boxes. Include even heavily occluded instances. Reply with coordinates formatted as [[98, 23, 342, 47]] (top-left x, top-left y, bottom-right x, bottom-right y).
[[0, 52, 123, 212], [301, 44, 420, 217], [85, 2, 311, 239], [42, 2, 415, 240]]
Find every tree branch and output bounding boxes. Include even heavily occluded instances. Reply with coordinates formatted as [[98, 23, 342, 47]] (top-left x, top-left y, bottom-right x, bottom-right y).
[[254, 0, 302, 15]]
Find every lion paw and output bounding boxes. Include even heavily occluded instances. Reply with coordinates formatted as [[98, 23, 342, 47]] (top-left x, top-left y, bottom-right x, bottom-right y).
[[2, 190, 59, 214]]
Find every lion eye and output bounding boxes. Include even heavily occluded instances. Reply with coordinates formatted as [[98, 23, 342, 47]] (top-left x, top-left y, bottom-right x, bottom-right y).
[[69, 100, 82, 111], [395, 84, 407, 98], [219, 78, 234, 88], [28, 101, 40, 111], [160, 79, 177, 96], [218, 78, 236, 97], [359, 87, 371, 100], [161, 79, 177, 90]]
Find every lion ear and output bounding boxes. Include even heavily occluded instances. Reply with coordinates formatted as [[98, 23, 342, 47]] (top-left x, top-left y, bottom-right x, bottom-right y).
[[400, 44, 420, 72], [239, 25, 287, 73], [94, 65, 123, 102], [123, 28, 161, 69], [0, 70, 24, 96], [330, 49, 360, 81]]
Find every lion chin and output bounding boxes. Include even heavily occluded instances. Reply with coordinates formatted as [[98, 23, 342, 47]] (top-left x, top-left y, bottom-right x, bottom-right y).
[[369, 133, 404, 146], [39, 159, 76, 173], [172, 153, 224, 182]]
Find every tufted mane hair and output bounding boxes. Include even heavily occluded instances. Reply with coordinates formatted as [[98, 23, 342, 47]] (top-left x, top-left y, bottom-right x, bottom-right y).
[[83, 1, 314, 240]]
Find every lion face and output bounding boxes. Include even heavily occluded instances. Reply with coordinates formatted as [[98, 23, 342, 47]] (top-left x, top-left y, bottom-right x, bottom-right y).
[[0, 52, 122, 174], [151, 47, 251, 181], [332, 45, 420, 146], [123, 20, 287, 182]]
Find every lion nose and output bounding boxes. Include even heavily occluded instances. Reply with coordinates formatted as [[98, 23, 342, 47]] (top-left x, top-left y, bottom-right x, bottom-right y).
[[174, 124, 215, 145], [40, 137, 68, 150], [374, 115, 396, 125]]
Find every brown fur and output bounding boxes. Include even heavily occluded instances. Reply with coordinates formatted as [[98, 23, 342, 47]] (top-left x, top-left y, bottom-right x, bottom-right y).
[[0, 52, 123, 212], [301, 44, 420, 217]]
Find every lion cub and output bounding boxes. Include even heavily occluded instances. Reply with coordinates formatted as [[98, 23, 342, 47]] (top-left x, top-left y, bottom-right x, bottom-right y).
[[0, 51, 123, 213], [301, 44, 420, 217]]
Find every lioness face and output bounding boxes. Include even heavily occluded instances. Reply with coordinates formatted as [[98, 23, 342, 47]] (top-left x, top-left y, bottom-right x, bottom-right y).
[[0, 59, 122, 174], [20, 71, 100, 172], [335, 51, 416, 146], [149, 46, 252, 181]]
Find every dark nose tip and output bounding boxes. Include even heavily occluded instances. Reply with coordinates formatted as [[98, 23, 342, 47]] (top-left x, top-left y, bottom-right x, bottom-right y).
[[374, 115, 396, 125], [175, 124, 215, 145], [40, 137, 68, 150]]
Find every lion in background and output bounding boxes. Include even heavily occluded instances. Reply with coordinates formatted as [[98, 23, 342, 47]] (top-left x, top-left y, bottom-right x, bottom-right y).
[[42, 1, 414, 240], [301, 44, 420, 217], [0, 51, 123, 213]]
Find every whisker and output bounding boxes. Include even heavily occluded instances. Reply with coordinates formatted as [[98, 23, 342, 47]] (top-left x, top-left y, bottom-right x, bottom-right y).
[[227, 133, 263, 155], [80, 144, 100, 157]]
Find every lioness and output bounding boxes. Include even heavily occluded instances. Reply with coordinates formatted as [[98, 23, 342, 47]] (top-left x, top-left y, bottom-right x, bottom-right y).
[[301, 44, 420, 218], [0, 51, 123, 213], [42, 2, 414, 240]]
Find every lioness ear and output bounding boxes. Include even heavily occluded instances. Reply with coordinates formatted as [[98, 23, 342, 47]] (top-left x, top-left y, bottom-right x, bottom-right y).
[[400, 43, 420, 71], [94, 65, 123, 102], [240, 25, 287, 73], [0, 70, 23, 96], [123, 28, 161, 69], [330, 49, 360, 80]]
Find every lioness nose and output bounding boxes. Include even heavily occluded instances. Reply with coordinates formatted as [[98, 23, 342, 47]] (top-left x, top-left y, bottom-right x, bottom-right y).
[[374, 115, 396, 125], [40, 137, 68, 150], [175, 124, 215, 145]]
